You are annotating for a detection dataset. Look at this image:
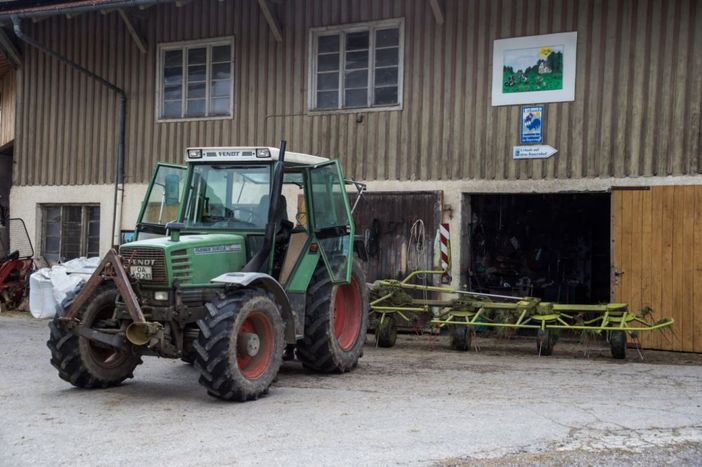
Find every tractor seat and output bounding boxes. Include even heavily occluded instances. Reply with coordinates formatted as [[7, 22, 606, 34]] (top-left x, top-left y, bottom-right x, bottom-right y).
[[0, 250, 19, 263]]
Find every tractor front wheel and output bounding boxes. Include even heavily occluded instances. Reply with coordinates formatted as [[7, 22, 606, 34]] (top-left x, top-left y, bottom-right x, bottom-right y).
[[47, 286, 141, 388], [297, 259, 369, 373], [194, 290, 284, 401]]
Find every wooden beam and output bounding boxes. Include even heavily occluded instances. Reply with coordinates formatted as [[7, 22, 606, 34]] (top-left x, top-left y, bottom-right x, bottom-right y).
[[118, 9, 147, 54], [257, 0, 283, 42], [429, 0, 445, 24], [0, 28, 21, 69]]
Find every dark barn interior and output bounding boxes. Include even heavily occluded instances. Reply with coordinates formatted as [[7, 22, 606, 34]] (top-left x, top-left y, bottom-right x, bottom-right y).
[[466, 193, 611, 304]]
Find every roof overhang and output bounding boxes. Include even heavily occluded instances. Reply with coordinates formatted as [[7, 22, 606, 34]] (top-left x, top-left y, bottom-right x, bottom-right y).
[[0, 0, 177, 21]]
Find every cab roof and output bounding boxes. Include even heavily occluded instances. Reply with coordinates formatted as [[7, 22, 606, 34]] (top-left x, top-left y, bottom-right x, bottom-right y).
[[185, 147, 330, 166]]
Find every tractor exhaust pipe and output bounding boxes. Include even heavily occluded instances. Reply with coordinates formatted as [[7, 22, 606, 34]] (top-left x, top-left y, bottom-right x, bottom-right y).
[[125, 322, 163, 346]]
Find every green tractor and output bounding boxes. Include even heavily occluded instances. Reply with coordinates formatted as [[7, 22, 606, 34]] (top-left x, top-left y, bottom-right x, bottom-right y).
[[48, 142, 369, 401]]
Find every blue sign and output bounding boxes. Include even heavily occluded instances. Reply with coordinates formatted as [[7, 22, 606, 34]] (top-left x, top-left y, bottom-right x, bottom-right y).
[[520, 105, 544, 144]]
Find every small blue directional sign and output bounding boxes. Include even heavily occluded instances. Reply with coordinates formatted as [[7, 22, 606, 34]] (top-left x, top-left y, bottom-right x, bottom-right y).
[[520, 105, 544, 144]]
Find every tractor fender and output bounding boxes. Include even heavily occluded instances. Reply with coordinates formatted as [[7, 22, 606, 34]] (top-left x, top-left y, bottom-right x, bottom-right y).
[[211, 272, 296, 342]]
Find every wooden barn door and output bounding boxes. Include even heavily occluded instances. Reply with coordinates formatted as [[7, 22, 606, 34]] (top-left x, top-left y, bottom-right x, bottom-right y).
[[612, 186, 702, 352], [349, 191, 442, 282]]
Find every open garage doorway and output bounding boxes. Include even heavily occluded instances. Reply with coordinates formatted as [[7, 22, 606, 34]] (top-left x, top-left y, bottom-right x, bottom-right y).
[[462, 193, 611, 304]]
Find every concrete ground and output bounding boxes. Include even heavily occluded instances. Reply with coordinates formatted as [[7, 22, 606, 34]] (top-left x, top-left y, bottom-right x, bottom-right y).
[[1, 313, 701, 466]]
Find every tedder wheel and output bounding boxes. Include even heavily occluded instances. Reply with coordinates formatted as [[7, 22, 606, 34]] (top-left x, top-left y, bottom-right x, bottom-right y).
[[376, 315, 397, 348], [610, 331, 627, 359], [47, 285, 141, 388], [449, 325, 471, 351], [536, 328, 556, 356], [297, 259, 369, 373], [194, 289, 284, 401]]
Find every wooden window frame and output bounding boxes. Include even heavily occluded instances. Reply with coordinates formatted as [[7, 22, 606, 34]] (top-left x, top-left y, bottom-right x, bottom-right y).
[[156, 36, 235, 122], [308, 18, 405, 114], [41, 204, 100, 262]]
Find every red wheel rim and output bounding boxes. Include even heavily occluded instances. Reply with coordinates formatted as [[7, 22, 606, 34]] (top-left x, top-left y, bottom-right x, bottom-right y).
[[236, 311, 274, 380], [333, 278, 362, 351]]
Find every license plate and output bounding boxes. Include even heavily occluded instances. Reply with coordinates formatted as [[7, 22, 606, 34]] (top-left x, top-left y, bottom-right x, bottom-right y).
[[130, 265, 152, 280]]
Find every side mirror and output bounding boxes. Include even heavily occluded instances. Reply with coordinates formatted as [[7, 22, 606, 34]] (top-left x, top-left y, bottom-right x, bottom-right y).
[[164, 174, 180, 205]]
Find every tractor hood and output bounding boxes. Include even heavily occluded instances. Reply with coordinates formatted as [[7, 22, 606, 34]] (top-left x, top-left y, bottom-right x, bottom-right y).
[[119, 234, 247, 286]]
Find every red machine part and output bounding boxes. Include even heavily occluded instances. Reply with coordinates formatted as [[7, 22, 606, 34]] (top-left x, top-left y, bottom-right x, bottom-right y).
[[0, 253, 33, 311]]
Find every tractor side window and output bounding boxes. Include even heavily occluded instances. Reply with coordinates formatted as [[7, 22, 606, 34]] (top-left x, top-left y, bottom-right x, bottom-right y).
[[141, 166, 185, 226], [309, 163, 353, 283]]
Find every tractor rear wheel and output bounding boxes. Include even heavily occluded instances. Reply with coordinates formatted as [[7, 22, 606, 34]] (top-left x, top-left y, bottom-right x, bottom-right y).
[[194, 290, 284, 401], [449, 325, 471, 351], [297, 259, 369, 373], [610, 331, 627, 359], [47, 285, 141, 388]]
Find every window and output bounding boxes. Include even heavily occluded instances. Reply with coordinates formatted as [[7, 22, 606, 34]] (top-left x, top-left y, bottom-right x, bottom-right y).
[[157, 37, 234, 120], [310, 19, 403, 111], [42, 205, 100, 262]]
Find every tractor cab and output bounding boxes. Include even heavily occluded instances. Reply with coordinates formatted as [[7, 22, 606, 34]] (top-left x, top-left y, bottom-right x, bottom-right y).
[[131, 146, 356, 287]]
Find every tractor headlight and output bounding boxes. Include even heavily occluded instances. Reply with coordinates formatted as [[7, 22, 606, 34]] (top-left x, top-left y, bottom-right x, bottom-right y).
[[154, 291, 169, 301], [187, 148, 203, 159], [256, 148, 270, 158]]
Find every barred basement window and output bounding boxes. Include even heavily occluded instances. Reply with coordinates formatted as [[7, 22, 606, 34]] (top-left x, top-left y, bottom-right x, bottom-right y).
[[309, 19, 404, 111], [157, 37, 234, 120], [42, 205, 100, 262]]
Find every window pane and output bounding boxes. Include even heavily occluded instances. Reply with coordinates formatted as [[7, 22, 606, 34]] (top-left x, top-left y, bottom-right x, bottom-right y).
[[163, 84, 182, 100], [376, 48, 399, 67], [188, 65, 206, 82], [318, 35, 340, 53], [211, 79, 231, 98], [163, 101, 181, 118], [186, 99, 206, 117], [163, 67, 182, 85], [164, 50, 182, 68], [376, 28, 399, 48], [317, 53, 339, 72], [188, 47, 206, 65], [45, 207, 61, 236], [346, 31, 369, 50], [345, 69, 368, 89], [375, 67, 398, 86], [211, 62, 231, 80], [210, 97, 230, 116], [87, 238, 100, 257], [316, 90, 338, 109], [345, 50, 368, 70], [317, 72, 339, 91], [374, 86, 398, 105], [212, 45, 231, 63], [344, 88, 367, 107], [65, 206, 82, 223], [188, 82, 206, 99], [45, 236, 59, 256]]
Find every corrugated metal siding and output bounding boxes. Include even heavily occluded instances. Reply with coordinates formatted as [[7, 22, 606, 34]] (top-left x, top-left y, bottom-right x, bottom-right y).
[[13, 0, 702, 186], [0, 71, 15, 148]]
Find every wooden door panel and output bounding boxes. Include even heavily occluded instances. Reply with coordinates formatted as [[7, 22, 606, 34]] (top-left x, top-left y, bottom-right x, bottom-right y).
[[613, 186, 701, 352]]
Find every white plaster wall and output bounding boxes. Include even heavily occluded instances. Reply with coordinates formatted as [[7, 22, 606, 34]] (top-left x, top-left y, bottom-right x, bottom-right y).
[[10, 183, 148, 258]]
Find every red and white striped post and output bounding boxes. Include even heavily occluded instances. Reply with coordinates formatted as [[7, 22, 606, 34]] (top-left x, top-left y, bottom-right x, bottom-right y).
[[439, 223, 451, 282]]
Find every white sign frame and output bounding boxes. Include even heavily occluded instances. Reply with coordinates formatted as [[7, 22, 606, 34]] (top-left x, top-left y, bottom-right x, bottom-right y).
[[492, 31, 577, 106]]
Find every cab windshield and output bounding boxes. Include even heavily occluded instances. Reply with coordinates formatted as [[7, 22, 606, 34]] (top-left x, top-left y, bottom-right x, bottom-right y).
[[183, 164, 271, 229]]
